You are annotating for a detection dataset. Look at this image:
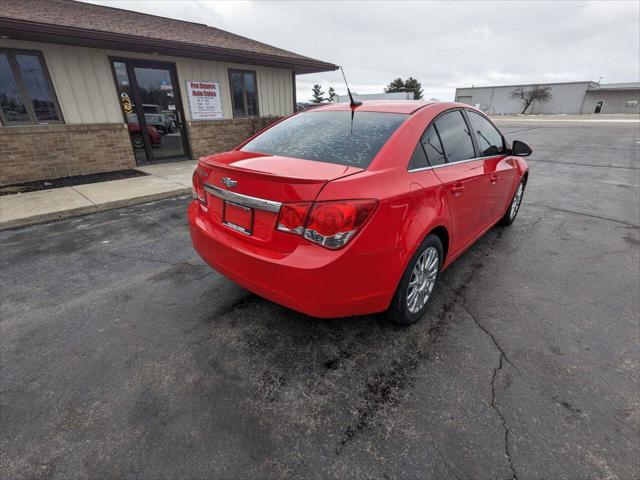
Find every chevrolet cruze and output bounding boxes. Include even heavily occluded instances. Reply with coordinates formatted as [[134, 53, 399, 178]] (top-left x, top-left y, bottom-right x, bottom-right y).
[[189, 101, 530, 325]]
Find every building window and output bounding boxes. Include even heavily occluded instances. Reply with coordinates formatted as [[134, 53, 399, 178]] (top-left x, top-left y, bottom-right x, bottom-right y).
[[0, 49, 63, 125], [229, 69, 258, 117], [625, 100, 638, 108]]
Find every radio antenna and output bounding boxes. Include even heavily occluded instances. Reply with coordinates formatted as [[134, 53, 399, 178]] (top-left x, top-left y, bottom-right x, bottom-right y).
[[340, 66, 362, 108]]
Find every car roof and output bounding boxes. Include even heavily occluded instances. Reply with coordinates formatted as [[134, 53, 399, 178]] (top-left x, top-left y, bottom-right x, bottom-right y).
[[308, 100, 444, 115]]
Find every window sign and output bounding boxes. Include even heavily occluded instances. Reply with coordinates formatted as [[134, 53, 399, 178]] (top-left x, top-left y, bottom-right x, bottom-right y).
[[120, 92, 133, 113], [186, 81, 223, 120]]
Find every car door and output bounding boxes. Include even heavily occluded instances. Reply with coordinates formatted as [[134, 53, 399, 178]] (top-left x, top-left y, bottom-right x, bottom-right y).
[[429, 110, 488, 253], [466, 110, 516, 226]]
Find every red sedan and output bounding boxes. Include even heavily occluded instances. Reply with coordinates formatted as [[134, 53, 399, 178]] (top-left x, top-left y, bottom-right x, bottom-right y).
[[189, 101, 530, 325]]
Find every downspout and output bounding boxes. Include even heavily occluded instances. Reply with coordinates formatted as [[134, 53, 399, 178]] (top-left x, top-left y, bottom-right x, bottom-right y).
[[291, 71, 297, 113]]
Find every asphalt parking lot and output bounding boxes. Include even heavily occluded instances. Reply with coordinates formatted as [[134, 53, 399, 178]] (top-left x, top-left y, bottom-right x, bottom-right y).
[[1, 120, 638, 479]]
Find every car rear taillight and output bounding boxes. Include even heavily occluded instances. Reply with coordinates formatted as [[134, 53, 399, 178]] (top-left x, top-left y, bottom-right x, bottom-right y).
[[192, 169, 206, 203], [276, 199, 377, 249], [276, 202, 312, 234]]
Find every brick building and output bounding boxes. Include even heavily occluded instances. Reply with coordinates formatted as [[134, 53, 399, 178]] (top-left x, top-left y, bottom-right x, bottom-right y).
[[0, 0, 337, 185]]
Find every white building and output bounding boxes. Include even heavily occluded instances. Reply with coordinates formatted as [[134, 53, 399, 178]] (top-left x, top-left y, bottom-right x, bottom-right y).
[[335, 92, 415, 103], [454, 81, 639, 115]]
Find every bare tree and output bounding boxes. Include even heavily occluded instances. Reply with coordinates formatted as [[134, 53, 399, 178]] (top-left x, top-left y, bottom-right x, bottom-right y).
[[510, 86, 553, 114]]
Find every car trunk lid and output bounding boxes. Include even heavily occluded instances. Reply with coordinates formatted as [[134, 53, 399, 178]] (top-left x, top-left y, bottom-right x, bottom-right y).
[[197, 150, 364, 245]]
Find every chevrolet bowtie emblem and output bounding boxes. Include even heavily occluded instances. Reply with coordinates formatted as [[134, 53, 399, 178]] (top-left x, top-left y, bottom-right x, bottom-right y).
[[221, 177, 237, 188]]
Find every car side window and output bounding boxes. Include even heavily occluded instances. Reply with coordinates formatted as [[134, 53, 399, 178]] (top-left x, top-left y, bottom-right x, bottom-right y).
[[467, 111, 504, 156], [434, 110, 476, 163], [421, 125, 445, 166], [408, 143, 429, 170], [408, 125, 446, 170]]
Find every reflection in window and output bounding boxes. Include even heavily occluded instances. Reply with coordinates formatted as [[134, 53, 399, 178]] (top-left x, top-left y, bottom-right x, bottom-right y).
[[229, 70, 258, 117], [0, 53, 30, 123], [409, 143, 429, 170], [409, 125, 446, 170], [421, 125, 446, 166], [434, 111, 475, 163], [467, 111, 504, 156], [0, 50, 61, 125]]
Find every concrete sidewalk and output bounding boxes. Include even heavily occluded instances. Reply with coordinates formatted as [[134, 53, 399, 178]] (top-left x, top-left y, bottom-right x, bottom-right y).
[[0, 160, 196, 230]]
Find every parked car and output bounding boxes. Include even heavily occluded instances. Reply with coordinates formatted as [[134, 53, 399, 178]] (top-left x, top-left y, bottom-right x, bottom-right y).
[[296, 101, 330, 112], [189, 101, 530, 325], [127, 123, 161, 148], [127, 104, 173, 133]]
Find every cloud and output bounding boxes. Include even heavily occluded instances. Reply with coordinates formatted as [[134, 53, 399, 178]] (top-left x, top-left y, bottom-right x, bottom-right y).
[[86, 0, 639, 102]]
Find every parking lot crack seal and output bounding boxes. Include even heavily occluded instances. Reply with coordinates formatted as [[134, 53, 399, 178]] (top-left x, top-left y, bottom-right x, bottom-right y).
[[439, 230, 520, 479], [462, 303, 519, 374], [453, 294, 519, 480], [491, 353, 519, 480]]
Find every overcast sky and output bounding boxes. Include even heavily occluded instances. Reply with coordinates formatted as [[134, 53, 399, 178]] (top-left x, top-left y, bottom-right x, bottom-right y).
[[86, 0, 639, 102]]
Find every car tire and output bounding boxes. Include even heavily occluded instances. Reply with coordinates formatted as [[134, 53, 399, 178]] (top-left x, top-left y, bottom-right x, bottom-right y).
[[386, 234, 443, 326], [499, 178, 526, 226], [130, 132, 144, 149]]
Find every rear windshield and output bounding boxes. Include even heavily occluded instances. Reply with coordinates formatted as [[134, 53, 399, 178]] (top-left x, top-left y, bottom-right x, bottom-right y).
[[241, 110, 407, 168]]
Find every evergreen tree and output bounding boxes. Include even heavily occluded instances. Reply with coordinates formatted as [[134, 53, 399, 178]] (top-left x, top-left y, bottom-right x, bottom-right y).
[[384, 77, 424, 99], [384, 78, 405, 93], [311, 84, 325, 103], [403, 77, 424, 100], [328, 86, 336, 102]]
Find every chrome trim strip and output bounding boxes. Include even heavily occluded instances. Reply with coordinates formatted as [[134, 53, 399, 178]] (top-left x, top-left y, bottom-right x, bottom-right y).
[[408, 165, 434, 173], [204, 184, 282, 213], [408, 154, 504, 173]]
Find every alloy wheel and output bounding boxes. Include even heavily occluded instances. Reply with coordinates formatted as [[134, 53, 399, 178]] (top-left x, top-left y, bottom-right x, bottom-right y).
[[407, 246, 439, 314], [510, 182, 524, 220]]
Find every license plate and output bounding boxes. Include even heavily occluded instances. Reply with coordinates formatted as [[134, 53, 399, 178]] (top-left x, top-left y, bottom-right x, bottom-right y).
[[222, 200, 253, 235]]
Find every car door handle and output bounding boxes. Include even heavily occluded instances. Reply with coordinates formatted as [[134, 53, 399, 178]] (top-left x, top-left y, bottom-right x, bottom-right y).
[[451, 183, 465, 197], [490, 174, 498, 184]]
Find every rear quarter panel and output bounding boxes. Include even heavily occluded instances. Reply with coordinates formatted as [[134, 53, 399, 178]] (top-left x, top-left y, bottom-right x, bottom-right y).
[[316, 105, 455, 297]]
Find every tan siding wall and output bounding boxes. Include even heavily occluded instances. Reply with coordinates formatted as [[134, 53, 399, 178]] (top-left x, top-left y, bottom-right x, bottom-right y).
[[0, 39, 123, 124], [0, 39, 294, 124]]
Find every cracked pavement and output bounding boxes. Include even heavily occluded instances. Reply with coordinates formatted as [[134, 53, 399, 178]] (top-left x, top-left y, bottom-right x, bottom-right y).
[[1, 120, 639, 479]]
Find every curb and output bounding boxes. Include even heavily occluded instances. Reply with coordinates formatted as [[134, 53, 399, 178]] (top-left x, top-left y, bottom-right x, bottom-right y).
[[0, 187, 191, 231]]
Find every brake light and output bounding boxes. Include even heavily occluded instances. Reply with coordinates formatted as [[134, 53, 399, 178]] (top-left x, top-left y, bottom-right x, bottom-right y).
[[192, 169, 206, 203], [276, 199, 377, 249], [276, 202, 311, 234]]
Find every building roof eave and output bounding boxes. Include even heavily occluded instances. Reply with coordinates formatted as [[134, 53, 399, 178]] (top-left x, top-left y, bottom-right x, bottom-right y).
[[0, 17, 339, 74]]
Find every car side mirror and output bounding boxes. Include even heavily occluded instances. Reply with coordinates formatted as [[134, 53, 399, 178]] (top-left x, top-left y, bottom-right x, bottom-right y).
[[512, 140, 532, 157]]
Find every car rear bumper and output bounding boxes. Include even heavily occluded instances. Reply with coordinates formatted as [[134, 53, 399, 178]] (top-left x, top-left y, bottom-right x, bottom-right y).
[[188, 201, 397, 318]]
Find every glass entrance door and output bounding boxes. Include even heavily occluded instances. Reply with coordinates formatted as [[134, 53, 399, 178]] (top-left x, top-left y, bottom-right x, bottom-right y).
[[111, 59, 189, 164]]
